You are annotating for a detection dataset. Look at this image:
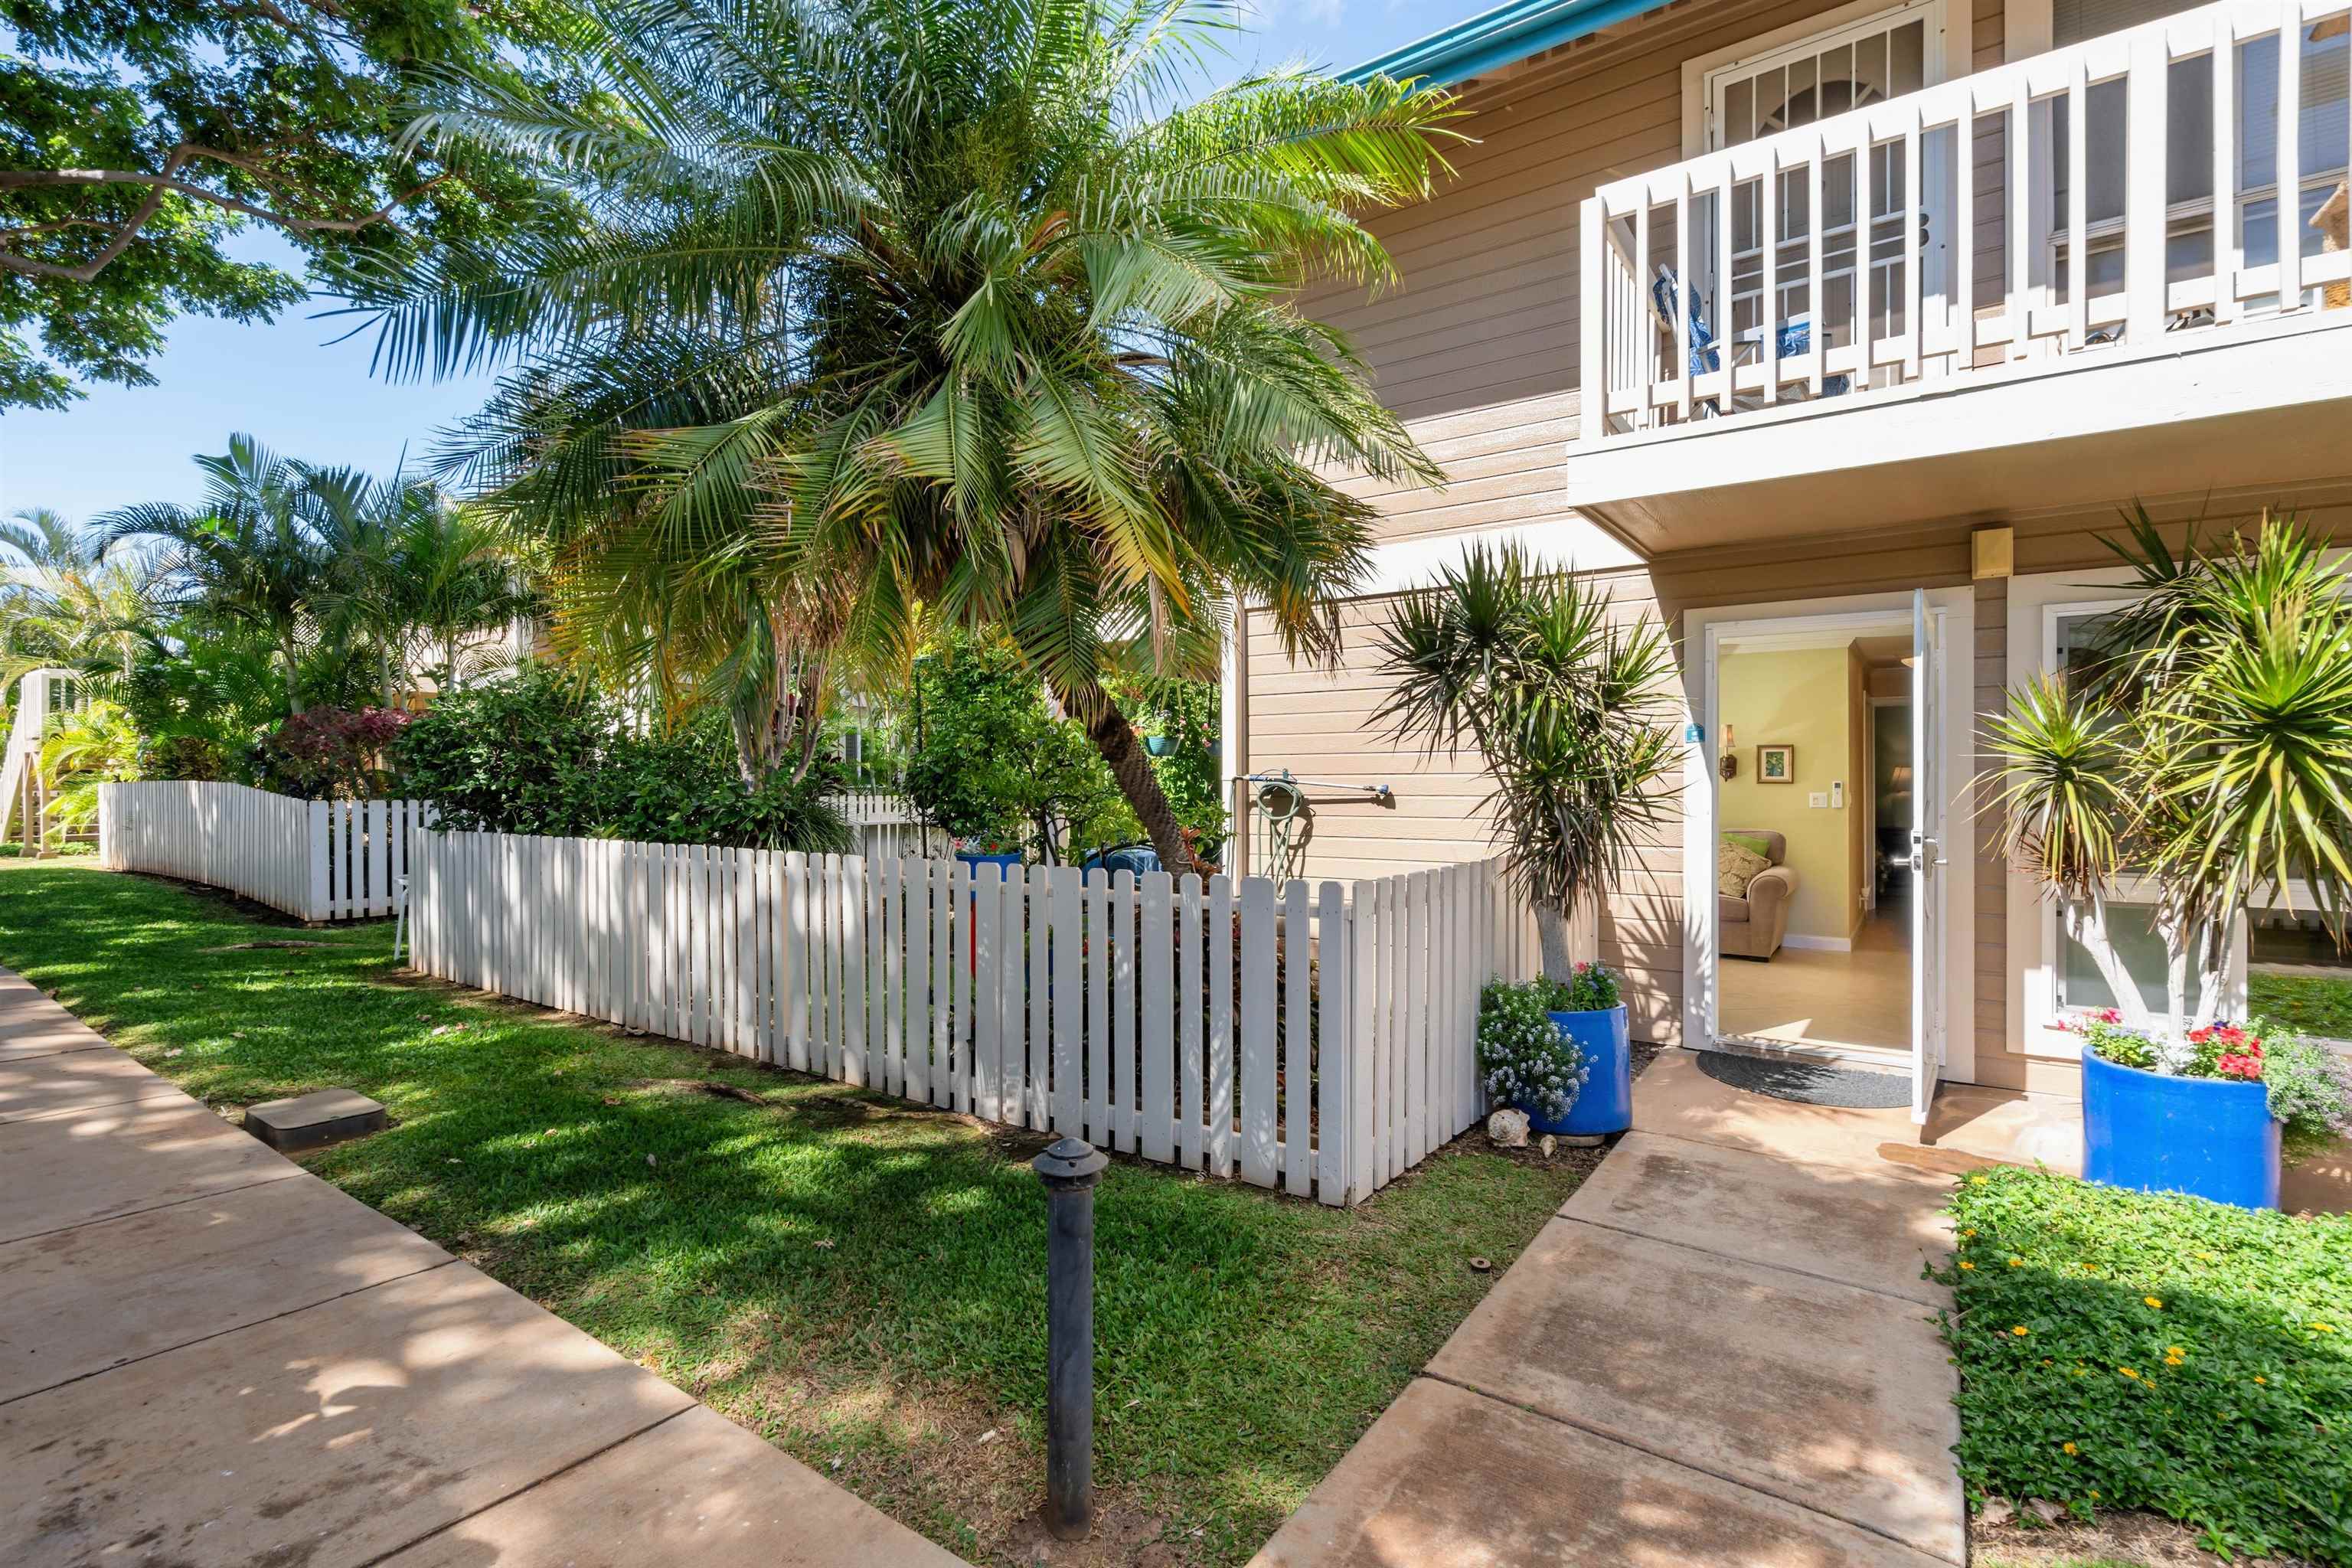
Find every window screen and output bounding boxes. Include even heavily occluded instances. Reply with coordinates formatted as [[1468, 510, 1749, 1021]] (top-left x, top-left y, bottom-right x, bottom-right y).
[[2053, 0, 2204, 48]]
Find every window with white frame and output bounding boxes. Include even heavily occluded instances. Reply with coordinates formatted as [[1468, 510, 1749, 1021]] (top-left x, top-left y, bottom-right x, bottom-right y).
[[2007, 575, 2252, 1054]]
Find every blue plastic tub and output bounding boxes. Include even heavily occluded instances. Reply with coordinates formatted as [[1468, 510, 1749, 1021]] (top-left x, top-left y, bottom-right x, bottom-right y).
[[1524, 1004, 1632, 1137], [2081, 1050, 2280, 1210]]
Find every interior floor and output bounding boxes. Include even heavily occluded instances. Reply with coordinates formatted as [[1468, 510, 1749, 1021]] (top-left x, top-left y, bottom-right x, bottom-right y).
[[1718, 889, 1911, 1054]]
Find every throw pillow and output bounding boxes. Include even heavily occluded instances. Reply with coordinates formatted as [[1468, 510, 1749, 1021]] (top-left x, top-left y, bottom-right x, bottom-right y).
[[1718, 841, 1770, 898], [1723, 831, 1775, 863]]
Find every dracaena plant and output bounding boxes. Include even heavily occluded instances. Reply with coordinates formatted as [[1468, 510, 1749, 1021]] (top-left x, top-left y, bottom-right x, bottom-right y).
[[336, 0, 1464, 873], [1984, 508, 2352, 1045], [1372, 543, 1681, 983]]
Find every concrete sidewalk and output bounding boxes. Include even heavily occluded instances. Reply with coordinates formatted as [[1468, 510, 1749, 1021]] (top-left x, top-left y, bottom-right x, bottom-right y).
[[0, 968, 965, 1568], [1253, 1048, 1968, 1568]]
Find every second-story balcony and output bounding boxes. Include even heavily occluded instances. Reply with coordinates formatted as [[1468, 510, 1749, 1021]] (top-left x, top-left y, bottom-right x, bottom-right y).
[[1566, 0, 2352, 553]]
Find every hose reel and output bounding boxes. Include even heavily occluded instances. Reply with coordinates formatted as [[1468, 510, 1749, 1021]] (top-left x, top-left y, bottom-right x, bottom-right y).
[[1245, 770, 1390, 893]]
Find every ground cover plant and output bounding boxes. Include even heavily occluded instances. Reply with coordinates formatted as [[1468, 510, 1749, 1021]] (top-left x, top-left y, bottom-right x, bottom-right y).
[[0, 861, 1585, 1564], [1939, 1166, 2352, 1564], [2250, 972, 2352, 1042]]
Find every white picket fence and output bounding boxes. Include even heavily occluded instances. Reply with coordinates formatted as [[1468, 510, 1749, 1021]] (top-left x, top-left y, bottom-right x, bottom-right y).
[[98, 782, 431, 923], [407, 832, 1549, 1204]]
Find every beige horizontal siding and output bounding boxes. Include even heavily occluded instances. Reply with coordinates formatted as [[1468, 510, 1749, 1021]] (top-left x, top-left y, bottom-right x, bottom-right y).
[[1250, 489, 2352, 1073]]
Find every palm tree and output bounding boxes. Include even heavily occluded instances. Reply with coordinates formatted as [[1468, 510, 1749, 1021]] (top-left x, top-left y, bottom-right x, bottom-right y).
[[345, 0, 1460, 870], [1371, 544, 1681, 982], [0, 508, 155, 692], [101, 437, 334, 714], [302, 466, 531, 704], [1984, 509, 2352, 1040]]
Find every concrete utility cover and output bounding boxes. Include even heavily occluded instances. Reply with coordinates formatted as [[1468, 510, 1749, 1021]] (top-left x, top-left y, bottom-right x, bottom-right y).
[[243, 1087, 388, 1150]]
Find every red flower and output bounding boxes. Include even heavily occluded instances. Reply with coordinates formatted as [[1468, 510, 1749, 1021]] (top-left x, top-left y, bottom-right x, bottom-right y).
[[2216, 1052, 2264, 1081]]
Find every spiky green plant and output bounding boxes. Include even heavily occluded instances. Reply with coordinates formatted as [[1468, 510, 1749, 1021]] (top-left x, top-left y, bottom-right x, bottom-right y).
[[1983, 510, 2352, 1040], [337, 0, 1462, 868], [1371, 543, 1680, 982]]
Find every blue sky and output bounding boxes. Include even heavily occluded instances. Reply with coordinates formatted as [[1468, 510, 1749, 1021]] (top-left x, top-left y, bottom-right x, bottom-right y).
[[0, 0, 1459, 527]]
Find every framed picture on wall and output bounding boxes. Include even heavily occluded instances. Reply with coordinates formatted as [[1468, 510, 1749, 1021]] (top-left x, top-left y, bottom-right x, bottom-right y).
[[1756, 743, 1795, 783]]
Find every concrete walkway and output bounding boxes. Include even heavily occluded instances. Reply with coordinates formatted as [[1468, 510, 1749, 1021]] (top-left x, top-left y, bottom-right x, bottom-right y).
[[0, 968, 964, 1568], [1253, 1048, 1969, 1568]]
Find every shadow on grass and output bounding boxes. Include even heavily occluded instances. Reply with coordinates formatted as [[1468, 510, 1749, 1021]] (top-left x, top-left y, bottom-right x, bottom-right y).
[[0, 861, 1581, 1565]]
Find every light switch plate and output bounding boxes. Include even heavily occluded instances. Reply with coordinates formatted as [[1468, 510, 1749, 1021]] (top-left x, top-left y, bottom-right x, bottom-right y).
[[1808, 792, 1828, 808]]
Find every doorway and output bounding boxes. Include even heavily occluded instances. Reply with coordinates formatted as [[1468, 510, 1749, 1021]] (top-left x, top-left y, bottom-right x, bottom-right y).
[[1682, 590, 1975, 1118]]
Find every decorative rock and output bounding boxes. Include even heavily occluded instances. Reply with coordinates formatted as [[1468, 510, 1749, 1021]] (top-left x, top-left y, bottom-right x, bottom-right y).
[[243, 1088, 387, 1152], [1486, 1108, 1530, 1148], [1538, 1135, 1557, 1158]]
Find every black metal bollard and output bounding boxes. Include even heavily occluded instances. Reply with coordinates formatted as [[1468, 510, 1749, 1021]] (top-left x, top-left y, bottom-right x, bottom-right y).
[[1032, 1135, 1109, 1541]]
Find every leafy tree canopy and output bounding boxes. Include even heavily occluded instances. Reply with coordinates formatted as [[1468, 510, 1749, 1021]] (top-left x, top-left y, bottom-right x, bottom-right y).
[[347, 0, 1459, 871], [0, 0, 574, 409]]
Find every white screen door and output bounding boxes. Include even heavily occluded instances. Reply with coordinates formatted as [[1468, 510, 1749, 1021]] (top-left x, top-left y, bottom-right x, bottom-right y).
[[1909, 589, 1946, 1121]]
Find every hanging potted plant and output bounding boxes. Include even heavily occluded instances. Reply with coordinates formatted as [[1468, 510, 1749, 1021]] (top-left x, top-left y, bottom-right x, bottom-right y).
[[1374, 544, 1680, 1136], [1985, 511, 2352, 1207]]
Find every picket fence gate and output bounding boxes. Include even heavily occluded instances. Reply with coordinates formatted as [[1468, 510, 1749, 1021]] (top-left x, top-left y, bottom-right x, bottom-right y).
[[98, 781, 432, 923], [408, 831, 1550, 1204], [825, 788, 952, 863]]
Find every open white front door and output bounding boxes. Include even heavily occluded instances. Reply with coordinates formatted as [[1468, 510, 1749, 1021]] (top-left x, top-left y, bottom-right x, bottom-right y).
[[1910, 590, 1946, 1122]]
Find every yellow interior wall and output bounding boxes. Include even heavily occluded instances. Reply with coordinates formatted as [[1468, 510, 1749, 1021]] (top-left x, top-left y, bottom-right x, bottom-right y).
[[1719, 646, 1866, 943]]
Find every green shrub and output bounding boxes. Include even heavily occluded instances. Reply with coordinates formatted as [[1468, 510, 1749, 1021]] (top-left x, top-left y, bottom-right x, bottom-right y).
[[902, 632, 1224, 863], [1939, 1166, 2352, 1563], [392, 668, 851, 852], [138, 733, 230, 782]]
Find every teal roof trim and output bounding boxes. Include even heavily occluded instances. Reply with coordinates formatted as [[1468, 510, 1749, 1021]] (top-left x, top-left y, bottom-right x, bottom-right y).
[[1343, 0, 1665, 86]]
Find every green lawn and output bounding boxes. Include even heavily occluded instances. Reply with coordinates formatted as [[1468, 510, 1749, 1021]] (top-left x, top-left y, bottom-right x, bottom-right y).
[[0, 861, 1583, 1566], [2250, 970, 2352, 1042], [1939, 1167, 2352, 1566]]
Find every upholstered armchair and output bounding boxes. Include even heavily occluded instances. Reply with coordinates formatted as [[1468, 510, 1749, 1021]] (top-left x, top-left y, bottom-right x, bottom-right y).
[[1720, 829, 1797, 960]]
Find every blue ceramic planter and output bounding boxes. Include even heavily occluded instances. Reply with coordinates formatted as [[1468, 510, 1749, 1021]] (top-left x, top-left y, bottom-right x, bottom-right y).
[[1521, 1004, 1632, 1137], [2081, 1050, 2280, 1210], [956, 851, 1023, 880]]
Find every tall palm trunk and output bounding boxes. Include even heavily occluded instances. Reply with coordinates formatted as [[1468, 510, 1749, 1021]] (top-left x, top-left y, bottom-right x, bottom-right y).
[[1055, 678, 1197, 874], [279, 635, 305, 715]]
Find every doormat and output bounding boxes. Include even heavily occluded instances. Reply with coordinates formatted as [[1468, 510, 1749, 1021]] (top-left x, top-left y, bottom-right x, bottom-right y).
[[1697, 1050, 1912, 1109]]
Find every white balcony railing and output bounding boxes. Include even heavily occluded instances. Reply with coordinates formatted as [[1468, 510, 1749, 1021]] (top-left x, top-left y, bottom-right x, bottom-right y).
[[1579, 0, 2352, 444]]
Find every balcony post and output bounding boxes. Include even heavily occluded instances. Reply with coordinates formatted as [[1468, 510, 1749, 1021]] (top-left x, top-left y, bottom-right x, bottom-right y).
[[1579, 196, 1606, 445]]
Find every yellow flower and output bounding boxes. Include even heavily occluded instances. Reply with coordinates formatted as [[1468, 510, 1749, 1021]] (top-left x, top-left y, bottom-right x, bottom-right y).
[[2144, 1296, 2164, 1309], [1959, 1260, 1975, 1270], [1962, 1228, 1977, 1238], [2063, 1442, 2078, 1455], [2197, 1250, 2216, 1262], [1970, 1173, 1990, 1184], [2089, 1491, 2100, 1501], [2012, 1325, 2030, 1337], [2119, 1367, 2140, 1379], [2255, 1376, 2268, 1385], [2313, 1323, 2337, 1334], [2008, 1257, 2024, 1268]]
